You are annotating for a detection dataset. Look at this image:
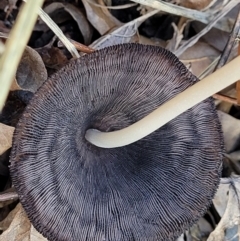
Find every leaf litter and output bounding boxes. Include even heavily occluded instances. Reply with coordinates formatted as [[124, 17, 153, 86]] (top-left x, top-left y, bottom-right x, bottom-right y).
[[1, 0, 240, 240]]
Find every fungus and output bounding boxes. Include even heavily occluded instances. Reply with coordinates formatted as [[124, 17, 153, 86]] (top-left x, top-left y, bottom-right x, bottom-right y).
[[10, 44, 224, 241]]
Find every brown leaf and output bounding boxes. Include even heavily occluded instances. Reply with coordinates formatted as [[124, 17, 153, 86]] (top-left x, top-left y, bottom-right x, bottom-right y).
[[192, 22, 229, 52], [0, 200, 19, 231], [0, 204, 48, 241], [13, 46, 48, 93], [178, 0, 213, 10], [187, 218, 213, 240], [30, 226, 48, 241], [0, 123, 14, 155], [0, 204, 30, 241], [138, 35, 166, 48], [36, 45, 68, 70], [44, 2, 93, 45], [82, 0, 121, 35], [90, 10, 159, 49], [210, 179, 240, 241], [217, 111, 240, 153], [180, 42, 220, 76]]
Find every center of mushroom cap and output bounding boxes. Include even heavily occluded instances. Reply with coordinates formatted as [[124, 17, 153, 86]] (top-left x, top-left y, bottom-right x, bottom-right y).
[[82, 110, 134, 147]]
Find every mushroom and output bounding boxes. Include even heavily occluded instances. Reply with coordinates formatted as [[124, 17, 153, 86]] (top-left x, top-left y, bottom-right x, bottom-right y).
[[10, 43, 223, 241]]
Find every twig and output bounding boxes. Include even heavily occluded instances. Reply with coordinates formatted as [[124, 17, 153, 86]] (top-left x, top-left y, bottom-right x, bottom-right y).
[[198, 56, 220, 80], [58, 39, 94, 54], [36, 8, 80, 59], [90, 9, 159, 49], [213, 93, 238, 105], [4, 0, 18, 20], [85, 0, 137, 9], [211, 5, 240, 105], [208, 178, 240, 241], [0, 191, 18, 202], [22, 0, 79, 58], [174, 0, 240, 57], [215, 4, 240, 70], [0, 0, 45, 111], [130, 0, 234, 32]]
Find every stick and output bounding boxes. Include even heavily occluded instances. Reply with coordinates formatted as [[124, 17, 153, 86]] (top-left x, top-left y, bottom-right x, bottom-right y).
[[0, 0, 45, 111]]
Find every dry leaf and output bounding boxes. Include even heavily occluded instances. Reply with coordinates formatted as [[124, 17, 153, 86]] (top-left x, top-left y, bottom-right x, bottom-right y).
[[138, 35, 166, 48], [180, 42, 220, 76], [90, 10, 159, 49], [217, 111, 240, 153], [30, 226, 48, 241], [178, 0, 214, 10], [209, 178, 240, 241], [213, 182, 229, 217], [0, 200, 19, 231], [0, 204, 48, 241], [0, 204, 31, 241], [44, 2, 93, 45], [12, 46, 47, 93], [192, 22, 229, 52], [188, 218, 213, 240], [176, 234, 184, 241], [36, 45, 68, 70], [166, 23, 185, 52], [82, 0, 121, 35], [0, 123, 14, 155]]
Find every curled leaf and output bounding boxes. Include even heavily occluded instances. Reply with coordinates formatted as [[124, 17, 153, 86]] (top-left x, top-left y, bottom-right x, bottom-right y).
[[14, 46, 47, 93], [44, 2, 93, 45], [0, 123, 14, 155]]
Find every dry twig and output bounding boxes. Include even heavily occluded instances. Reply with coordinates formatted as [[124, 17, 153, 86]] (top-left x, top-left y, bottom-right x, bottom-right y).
[[174, 0, 240, 57], [130, 0, 234, 32], [0, 0, 45, 111]]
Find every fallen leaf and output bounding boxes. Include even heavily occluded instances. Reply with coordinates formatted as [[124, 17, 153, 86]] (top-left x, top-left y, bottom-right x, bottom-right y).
[[192, 22, 230, 52], [36, 45, 68, 70], [180, 41, 220, 76], [177, 0, 214, 10], [0, 204, 48, 241], [90, 10, 159, 49], [13, 46, 48, 93], [166, 22, 185, 52], [213, 182, 229, 217], [188, 218, 213, 240], [82, 0, 121, 35], [0, 199, 19, 231], [176, 234, 184, 241], [44, 2, 93, 45], [30, 226, 48, 241], [217, 111, 240, 153], [138, 35, 166, 47], [209, 178, 240, 241], [0, 123, 14, 155]]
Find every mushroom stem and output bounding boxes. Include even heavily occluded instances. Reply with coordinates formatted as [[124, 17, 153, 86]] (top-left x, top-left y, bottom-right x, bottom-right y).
[[85, 55, 240, 148]]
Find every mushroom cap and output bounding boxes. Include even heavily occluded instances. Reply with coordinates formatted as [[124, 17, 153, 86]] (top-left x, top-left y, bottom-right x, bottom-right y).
[[10, 43, 223, 241]]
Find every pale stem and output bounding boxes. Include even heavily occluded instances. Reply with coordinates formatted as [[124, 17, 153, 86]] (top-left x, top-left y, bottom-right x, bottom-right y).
[[85, 55, 240, 148]]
